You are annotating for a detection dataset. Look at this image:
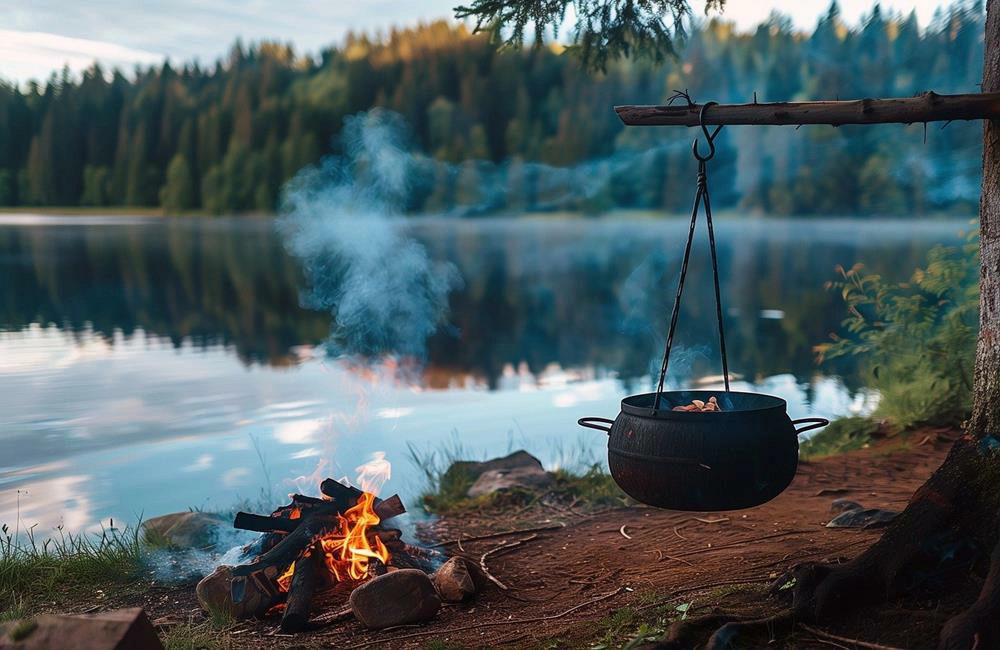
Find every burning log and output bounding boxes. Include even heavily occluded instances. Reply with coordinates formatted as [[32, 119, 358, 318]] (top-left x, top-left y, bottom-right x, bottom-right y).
[[279, 541, 324, 634], [233, 512, 299, 534], [233, 494, 405, 535]]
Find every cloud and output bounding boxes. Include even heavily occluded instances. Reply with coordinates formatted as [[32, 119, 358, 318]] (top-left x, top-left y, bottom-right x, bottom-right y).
[[1, 1, 951, 85], [0, 0, 459, 84], [0, 29, 163, 84]]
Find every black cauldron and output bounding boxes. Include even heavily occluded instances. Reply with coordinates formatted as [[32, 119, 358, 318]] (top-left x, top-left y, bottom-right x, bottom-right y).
[[578, 390, 828, 511]]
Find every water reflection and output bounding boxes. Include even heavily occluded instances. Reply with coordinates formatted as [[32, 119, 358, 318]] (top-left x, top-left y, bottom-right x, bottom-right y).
[[0, 215, 969, 532]]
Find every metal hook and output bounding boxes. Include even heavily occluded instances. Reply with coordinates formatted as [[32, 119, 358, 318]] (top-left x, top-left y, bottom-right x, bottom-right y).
[[692, 101, 723, 162]]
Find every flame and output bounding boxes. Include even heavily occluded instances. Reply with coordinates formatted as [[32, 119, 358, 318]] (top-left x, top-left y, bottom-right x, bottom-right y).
[[277, 560, 296, 591], [319, 491, 389, 581], [277, 453, 393, 591], [277, 490, 390, 591]]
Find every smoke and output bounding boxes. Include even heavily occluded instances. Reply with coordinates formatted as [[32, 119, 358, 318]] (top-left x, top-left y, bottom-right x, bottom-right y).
[[278, 109, 703, 362], [279, 109, 462, 360]]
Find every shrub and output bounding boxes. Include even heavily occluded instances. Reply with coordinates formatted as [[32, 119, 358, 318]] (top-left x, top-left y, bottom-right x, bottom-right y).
[[816, 234, 978, 430]]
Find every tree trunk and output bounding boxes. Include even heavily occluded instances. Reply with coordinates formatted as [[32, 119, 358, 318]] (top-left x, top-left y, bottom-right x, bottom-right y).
[[971, 0, 1000, 438]]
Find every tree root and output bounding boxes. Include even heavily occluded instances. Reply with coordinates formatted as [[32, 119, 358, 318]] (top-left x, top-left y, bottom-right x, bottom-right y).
[[648, 611, 793, 649]]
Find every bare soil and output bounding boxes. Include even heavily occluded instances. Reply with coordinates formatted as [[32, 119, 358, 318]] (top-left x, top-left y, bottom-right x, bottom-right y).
[[63, 429, 970, 648]]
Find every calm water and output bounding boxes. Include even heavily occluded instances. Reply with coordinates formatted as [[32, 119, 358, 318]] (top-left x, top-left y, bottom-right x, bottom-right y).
[[0, 214, 969, 533]]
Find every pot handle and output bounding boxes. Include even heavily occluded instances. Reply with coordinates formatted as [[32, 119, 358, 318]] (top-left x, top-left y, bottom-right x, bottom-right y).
[[792, 417, 830, 436], [578, 417, 615, 434]]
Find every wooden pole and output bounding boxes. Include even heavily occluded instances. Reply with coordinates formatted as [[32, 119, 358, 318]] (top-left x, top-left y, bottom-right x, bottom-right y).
[[616, 91, 1000, 127]]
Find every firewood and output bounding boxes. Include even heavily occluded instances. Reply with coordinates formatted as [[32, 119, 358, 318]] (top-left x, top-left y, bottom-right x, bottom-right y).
[[319, 478, 368, 509], [233, 493, 405, 534], [279, 541, 323, 633], [233, 512, 299, 534], [232, 513, 341, 581], [374, 494, 406, 521]]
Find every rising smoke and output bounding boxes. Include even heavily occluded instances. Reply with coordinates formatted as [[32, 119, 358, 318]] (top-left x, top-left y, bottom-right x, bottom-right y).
[[279, 109, 698, 362], [279, 110, 462, 360]]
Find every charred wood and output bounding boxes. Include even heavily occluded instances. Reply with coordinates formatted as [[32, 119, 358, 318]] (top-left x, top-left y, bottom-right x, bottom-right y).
[[279, 541, 323, 634]]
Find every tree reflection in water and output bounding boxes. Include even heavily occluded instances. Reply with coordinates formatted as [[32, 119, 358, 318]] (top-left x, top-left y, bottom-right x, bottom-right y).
[[0, 216, 968, 392]]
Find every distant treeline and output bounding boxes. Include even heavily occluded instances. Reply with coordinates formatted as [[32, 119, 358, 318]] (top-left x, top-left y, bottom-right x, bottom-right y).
[[0, 2, 986, 216]]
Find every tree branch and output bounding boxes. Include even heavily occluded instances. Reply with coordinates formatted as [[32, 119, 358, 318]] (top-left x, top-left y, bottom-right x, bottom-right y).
[[616, 91, 1000, 127]]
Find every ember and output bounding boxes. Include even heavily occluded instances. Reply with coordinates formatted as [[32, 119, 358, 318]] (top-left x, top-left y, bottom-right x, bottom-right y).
[[672, 396, 722, 412]]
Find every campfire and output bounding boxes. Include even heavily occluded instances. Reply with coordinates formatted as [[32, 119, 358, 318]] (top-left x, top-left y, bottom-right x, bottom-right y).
[[197, 476, 449, 633]]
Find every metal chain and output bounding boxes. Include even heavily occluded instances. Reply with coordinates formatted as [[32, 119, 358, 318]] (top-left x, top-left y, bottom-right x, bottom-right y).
[[652, 103, 731, 412]]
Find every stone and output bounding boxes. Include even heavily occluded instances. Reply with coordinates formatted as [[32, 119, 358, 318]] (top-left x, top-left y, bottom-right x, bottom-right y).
[[350, 569, 441, 629], [142, 511, 228, 549], [827, 507, 898, 529], [830, 498, 864, 513], [431, 557, 476, 603], [196, 564, 281, 619], [446, 450, 551, 498], [0, 607, 163, 649]]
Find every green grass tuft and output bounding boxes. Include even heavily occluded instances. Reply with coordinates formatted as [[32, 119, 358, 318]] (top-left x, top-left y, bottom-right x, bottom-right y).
[[0, 522, 145, 612]]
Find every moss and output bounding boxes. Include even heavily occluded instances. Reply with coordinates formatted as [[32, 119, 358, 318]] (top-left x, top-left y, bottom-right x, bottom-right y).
[[799, 417, 885, 460]]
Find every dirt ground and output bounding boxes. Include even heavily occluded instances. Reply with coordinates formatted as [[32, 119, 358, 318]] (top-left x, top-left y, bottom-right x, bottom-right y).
[[85, 429, 974, 649]]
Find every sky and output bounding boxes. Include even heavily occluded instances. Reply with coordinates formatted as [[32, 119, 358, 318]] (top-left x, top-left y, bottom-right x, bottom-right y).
[[0, 0, 961, 85]]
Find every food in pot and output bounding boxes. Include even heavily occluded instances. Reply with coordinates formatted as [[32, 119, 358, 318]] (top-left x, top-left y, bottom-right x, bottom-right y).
[[672, 396, 721, 412]]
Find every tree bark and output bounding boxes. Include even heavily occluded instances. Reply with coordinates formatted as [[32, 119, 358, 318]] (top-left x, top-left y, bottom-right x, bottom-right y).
[[971, 0, 1000, 438]]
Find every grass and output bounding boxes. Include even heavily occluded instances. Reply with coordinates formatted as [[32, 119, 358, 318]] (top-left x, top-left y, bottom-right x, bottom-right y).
[[160, 621, 233, 650], [534, 584, 772, 649], [407, 435, 627, 514], [0, 521, 145, 618], [799, 416, 886, 460], [530, 593, 677, 650]]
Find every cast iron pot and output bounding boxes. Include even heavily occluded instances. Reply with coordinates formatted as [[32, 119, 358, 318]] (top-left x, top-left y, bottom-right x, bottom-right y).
[[578, 390, 828, 511]]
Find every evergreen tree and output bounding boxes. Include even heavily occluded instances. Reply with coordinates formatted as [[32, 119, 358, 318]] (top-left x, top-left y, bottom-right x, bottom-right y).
[[159, 154, 196, 212]]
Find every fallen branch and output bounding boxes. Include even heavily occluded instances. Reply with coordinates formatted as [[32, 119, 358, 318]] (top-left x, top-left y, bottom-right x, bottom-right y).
[[799, 623, 906, 650], [348, 586, 629, 648], [429, 522, 565, 548], [479, 534, 539, 591]]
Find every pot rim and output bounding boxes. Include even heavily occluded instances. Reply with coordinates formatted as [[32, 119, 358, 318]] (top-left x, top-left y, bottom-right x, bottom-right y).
[[620, 390, 787, 419]]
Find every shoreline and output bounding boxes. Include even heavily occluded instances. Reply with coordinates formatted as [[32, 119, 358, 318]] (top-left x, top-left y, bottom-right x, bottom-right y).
[[0, 206, 977, 221]]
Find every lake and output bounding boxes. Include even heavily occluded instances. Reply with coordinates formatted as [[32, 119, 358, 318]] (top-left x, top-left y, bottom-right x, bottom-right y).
[[0, 214, 970, 534]]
